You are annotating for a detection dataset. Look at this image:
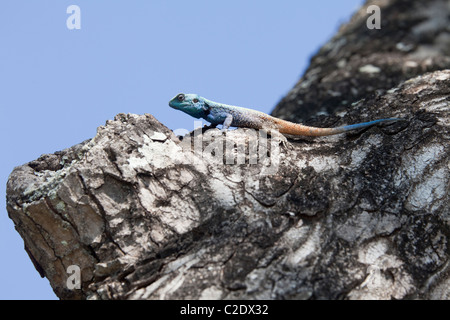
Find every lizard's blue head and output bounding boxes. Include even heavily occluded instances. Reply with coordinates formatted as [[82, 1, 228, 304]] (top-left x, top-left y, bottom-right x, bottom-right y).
[[169, 93, 209, 119]]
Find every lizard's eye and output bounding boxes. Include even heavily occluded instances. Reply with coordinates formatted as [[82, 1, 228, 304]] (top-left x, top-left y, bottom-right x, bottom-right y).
[[177, 94, 185, 102], [193, 98, 199, 103]]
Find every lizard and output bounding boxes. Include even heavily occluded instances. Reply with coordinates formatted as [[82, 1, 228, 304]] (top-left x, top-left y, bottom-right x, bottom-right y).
[[168, 93, 400, 137]]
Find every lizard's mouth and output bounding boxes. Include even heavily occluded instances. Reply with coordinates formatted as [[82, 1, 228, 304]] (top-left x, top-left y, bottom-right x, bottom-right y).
[[169, 101, 188, 110], [169, 100, 180, 109], [169, 99, 193, 110]]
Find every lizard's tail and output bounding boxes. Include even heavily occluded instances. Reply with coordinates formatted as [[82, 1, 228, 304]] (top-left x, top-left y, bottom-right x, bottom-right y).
[[276, 118, 401, 137]]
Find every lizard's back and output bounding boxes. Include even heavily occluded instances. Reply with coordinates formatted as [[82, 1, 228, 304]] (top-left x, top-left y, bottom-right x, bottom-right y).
[[204, 99, 399, 137]]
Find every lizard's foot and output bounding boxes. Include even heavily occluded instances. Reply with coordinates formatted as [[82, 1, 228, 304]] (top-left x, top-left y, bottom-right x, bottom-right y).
[[203, 123, 218, 133], [270, 130, 293, 150], [280, 137, 294, 150]]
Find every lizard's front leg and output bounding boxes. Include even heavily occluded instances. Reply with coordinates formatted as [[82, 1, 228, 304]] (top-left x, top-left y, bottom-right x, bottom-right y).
[[222, 114, 233, 131]]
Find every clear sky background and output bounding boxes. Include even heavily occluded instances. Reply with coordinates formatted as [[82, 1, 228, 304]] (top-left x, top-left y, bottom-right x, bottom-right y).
[[0, 0, 363, 299]]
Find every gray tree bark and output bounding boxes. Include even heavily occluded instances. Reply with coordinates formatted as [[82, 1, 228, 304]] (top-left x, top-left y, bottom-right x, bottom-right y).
[[6, 0, 450, 300]]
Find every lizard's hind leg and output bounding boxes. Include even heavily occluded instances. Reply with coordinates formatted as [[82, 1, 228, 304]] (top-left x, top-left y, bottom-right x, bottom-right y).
[[267, 129, 293, 150]]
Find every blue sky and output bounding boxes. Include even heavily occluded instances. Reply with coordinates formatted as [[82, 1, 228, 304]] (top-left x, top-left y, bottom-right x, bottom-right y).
[[0, 1, 363, 299]]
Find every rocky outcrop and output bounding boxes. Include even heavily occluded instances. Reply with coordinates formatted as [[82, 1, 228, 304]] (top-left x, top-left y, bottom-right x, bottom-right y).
[[6, 0, 450, 300]]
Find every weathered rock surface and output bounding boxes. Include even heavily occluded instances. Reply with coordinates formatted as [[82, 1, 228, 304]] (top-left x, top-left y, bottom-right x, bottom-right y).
[[6, 0, 450, 300]]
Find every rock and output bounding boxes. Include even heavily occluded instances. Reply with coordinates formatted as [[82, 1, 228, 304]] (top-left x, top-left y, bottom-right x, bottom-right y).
[[6, 0, 450, 300]]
